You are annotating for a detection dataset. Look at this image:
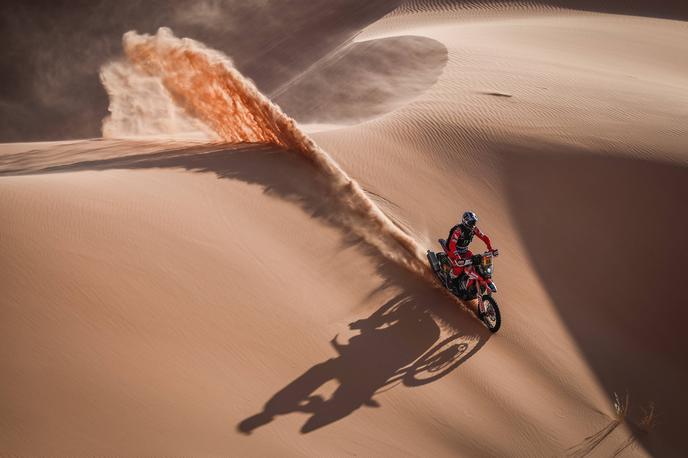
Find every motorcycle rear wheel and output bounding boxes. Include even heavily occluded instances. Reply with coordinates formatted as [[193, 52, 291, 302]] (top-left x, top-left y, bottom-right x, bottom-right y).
[[480, 295, 501, 333]]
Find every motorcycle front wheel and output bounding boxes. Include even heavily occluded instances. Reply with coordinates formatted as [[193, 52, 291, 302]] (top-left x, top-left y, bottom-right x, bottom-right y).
[[480, 295, 501, 333]]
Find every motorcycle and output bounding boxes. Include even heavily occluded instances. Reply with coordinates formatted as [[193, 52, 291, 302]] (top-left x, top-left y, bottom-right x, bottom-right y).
[[426, 239, 502, 332]]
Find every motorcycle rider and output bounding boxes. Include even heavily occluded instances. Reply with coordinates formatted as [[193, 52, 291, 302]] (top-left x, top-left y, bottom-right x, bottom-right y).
[[446, 211, 496, 296]]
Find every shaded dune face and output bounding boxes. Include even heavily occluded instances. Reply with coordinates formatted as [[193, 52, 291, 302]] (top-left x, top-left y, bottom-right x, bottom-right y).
[[274, 35, 448, 125], [503, 146, 688, 455]]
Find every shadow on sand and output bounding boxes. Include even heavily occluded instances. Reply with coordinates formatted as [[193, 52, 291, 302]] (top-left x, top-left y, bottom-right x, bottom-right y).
[[4, 142, 491, 433], [501, 144, 688, 456], [238, 292, 483, 434]]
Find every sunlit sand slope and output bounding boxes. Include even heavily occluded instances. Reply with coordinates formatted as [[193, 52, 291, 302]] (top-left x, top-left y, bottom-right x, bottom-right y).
[[2, 1, 687, 456]]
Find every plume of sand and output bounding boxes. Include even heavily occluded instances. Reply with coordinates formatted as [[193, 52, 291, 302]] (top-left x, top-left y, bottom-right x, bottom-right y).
[[117, 27, 429, 276], [100, 59, 216, 139]]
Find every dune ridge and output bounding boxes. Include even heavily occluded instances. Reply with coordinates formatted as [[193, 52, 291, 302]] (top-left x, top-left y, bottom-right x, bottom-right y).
[[117, 27, 430, 277]]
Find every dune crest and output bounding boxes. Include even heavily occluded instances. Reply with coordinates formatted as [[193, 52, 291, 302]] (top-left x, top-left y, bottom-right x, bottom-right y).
[[112, 27, 429, 276]]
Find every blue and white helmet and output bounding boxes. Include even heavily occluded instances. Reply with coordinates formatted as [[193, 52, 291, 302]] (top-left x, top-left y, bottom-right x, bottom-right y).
[[462, 211, 478, 228]]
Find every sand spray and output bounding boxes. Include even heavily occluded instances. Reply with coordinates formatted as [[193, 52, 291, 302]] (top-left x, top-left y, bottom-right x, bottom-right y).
[[103, 28, 430, 277]]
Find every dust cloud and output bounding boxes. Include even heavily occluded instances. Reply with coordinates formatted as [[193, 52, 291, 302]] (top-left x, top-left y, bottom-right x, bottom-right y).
[[108, 27, 430, 275]]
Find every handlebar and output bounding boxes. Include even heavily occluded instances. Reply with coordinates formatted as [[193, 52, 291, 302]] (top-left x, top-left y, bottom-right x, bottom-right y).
[[452, 249, 499, 267]]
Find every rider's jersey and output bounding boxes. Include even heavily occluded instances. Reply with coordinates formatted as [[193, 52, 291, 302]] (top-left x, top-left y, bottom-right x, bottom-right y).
[[447, 223, 493, 260]]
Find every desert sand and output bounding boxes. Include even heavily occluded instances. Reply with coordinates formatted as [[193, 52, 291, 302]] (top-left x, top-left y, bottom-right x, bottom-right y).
[[1, 1, 687, 456]]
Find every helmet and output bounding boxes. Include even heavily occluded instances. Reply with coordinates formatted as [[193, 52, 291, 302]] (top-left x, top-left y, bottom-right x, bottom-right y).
[[461, 211, 478, 228]]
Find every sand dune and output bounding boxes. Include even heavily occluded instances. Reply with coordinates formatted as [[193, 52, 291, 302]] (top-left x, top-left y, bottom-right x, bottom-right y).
[[2, 1, 688, 456]]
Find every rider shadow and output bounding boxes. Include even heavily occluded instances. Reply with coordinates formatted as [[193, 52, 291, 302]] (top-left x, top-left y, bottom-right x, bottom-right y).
[[238, 292, 484, 434]]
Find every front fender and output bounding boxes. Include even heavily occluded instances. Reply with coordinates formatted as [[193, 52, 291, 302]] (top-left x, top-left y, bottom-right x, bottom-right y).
[[487, 280, 497, 293]]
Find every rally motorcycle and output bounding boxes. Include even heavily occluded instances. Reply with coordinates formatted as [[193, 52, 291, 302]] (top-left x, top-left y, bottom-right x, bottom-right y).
[[427, 239, 501, 332]]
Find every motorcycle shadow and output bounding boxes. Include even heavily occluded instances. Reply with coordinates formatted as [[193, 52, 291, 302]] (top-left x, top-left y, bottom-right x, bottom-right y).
[[238, 287, 487, 435]]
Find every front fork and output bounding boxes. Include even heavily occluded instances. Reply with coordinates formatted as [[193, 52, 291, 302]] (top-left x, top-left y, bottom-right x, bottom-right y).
[[476, 284, 485, 314], [473, 281, 490, 315]]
